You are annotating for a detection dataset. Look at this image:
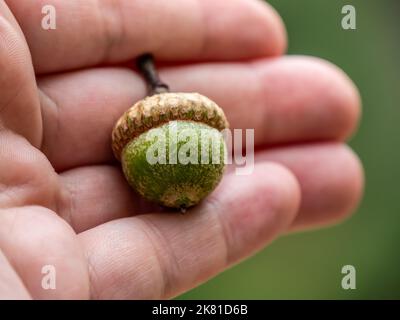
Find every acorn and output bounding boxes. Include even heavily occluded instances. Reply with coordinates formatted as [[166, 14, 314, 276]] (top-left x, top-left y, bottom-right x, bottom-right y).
[[111, 54, 229, 209]]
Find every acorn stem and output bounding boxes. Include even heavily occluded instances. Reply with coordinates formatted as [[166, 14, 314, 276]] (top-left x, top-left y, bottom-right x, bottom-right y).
[[137, 54, 170, 95]]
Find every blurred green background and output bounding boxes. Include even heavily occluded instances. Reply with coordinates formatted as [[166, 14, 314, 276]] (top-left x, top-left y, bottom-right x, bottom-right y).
[[180, 0, 400, 299]]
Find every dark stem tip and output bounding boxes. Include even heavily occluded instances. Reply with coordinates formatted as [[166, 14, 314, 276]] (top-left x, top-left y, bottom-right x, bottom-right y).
[[136, 54, 170, 96]]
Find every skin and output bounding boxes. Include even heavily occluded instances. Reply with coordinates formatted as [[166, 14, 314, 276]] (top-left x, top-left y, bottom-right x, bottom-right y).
[[0, 0, 363, 299]]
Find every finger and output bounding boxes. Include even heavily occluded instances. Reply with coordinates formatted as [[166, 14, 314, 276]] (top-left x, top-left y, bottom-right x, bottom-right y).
[[78, 163, 300, 299], [0, 130, 59, 210], [0, 1, 41, 146], [164, 56, 360, 145], [7, 0, 286, 73], [58, 165, 161, 233], [39, 56, 360, 170], [0, 206, 90, 299], [253, 143, 364, 231], [0, 250, 31, 299], [56, 143, 361, 234]]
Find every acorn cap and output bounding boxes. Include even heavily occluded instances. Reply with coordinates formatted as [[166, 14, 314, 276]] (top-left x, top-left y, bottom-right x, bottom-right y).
[[111, 92, 229, 161]]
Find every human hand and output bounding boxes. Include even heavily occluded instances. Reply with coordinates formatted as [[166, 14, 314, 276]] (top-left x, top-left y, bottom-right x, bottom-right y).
[[0, 0, 363, 299]]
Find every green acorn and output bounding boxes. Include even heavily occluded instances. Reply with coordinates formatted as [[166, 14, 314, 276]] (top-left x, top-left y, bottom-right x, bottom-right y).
[[111, 55, 229, 209]]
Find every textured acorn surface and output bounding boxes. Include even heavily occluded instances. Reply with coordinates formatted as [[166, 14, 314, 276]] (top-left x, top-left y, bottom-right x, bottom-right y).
[[112, 92, 229, 209], [112, 92, 229, 161], [122, 121, 226, 208]]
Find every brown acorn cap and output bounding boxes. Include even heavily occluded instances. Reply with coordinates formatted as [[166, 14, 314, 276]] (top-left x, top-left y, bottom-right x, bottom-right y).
[[111, 92, 229, 161]]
